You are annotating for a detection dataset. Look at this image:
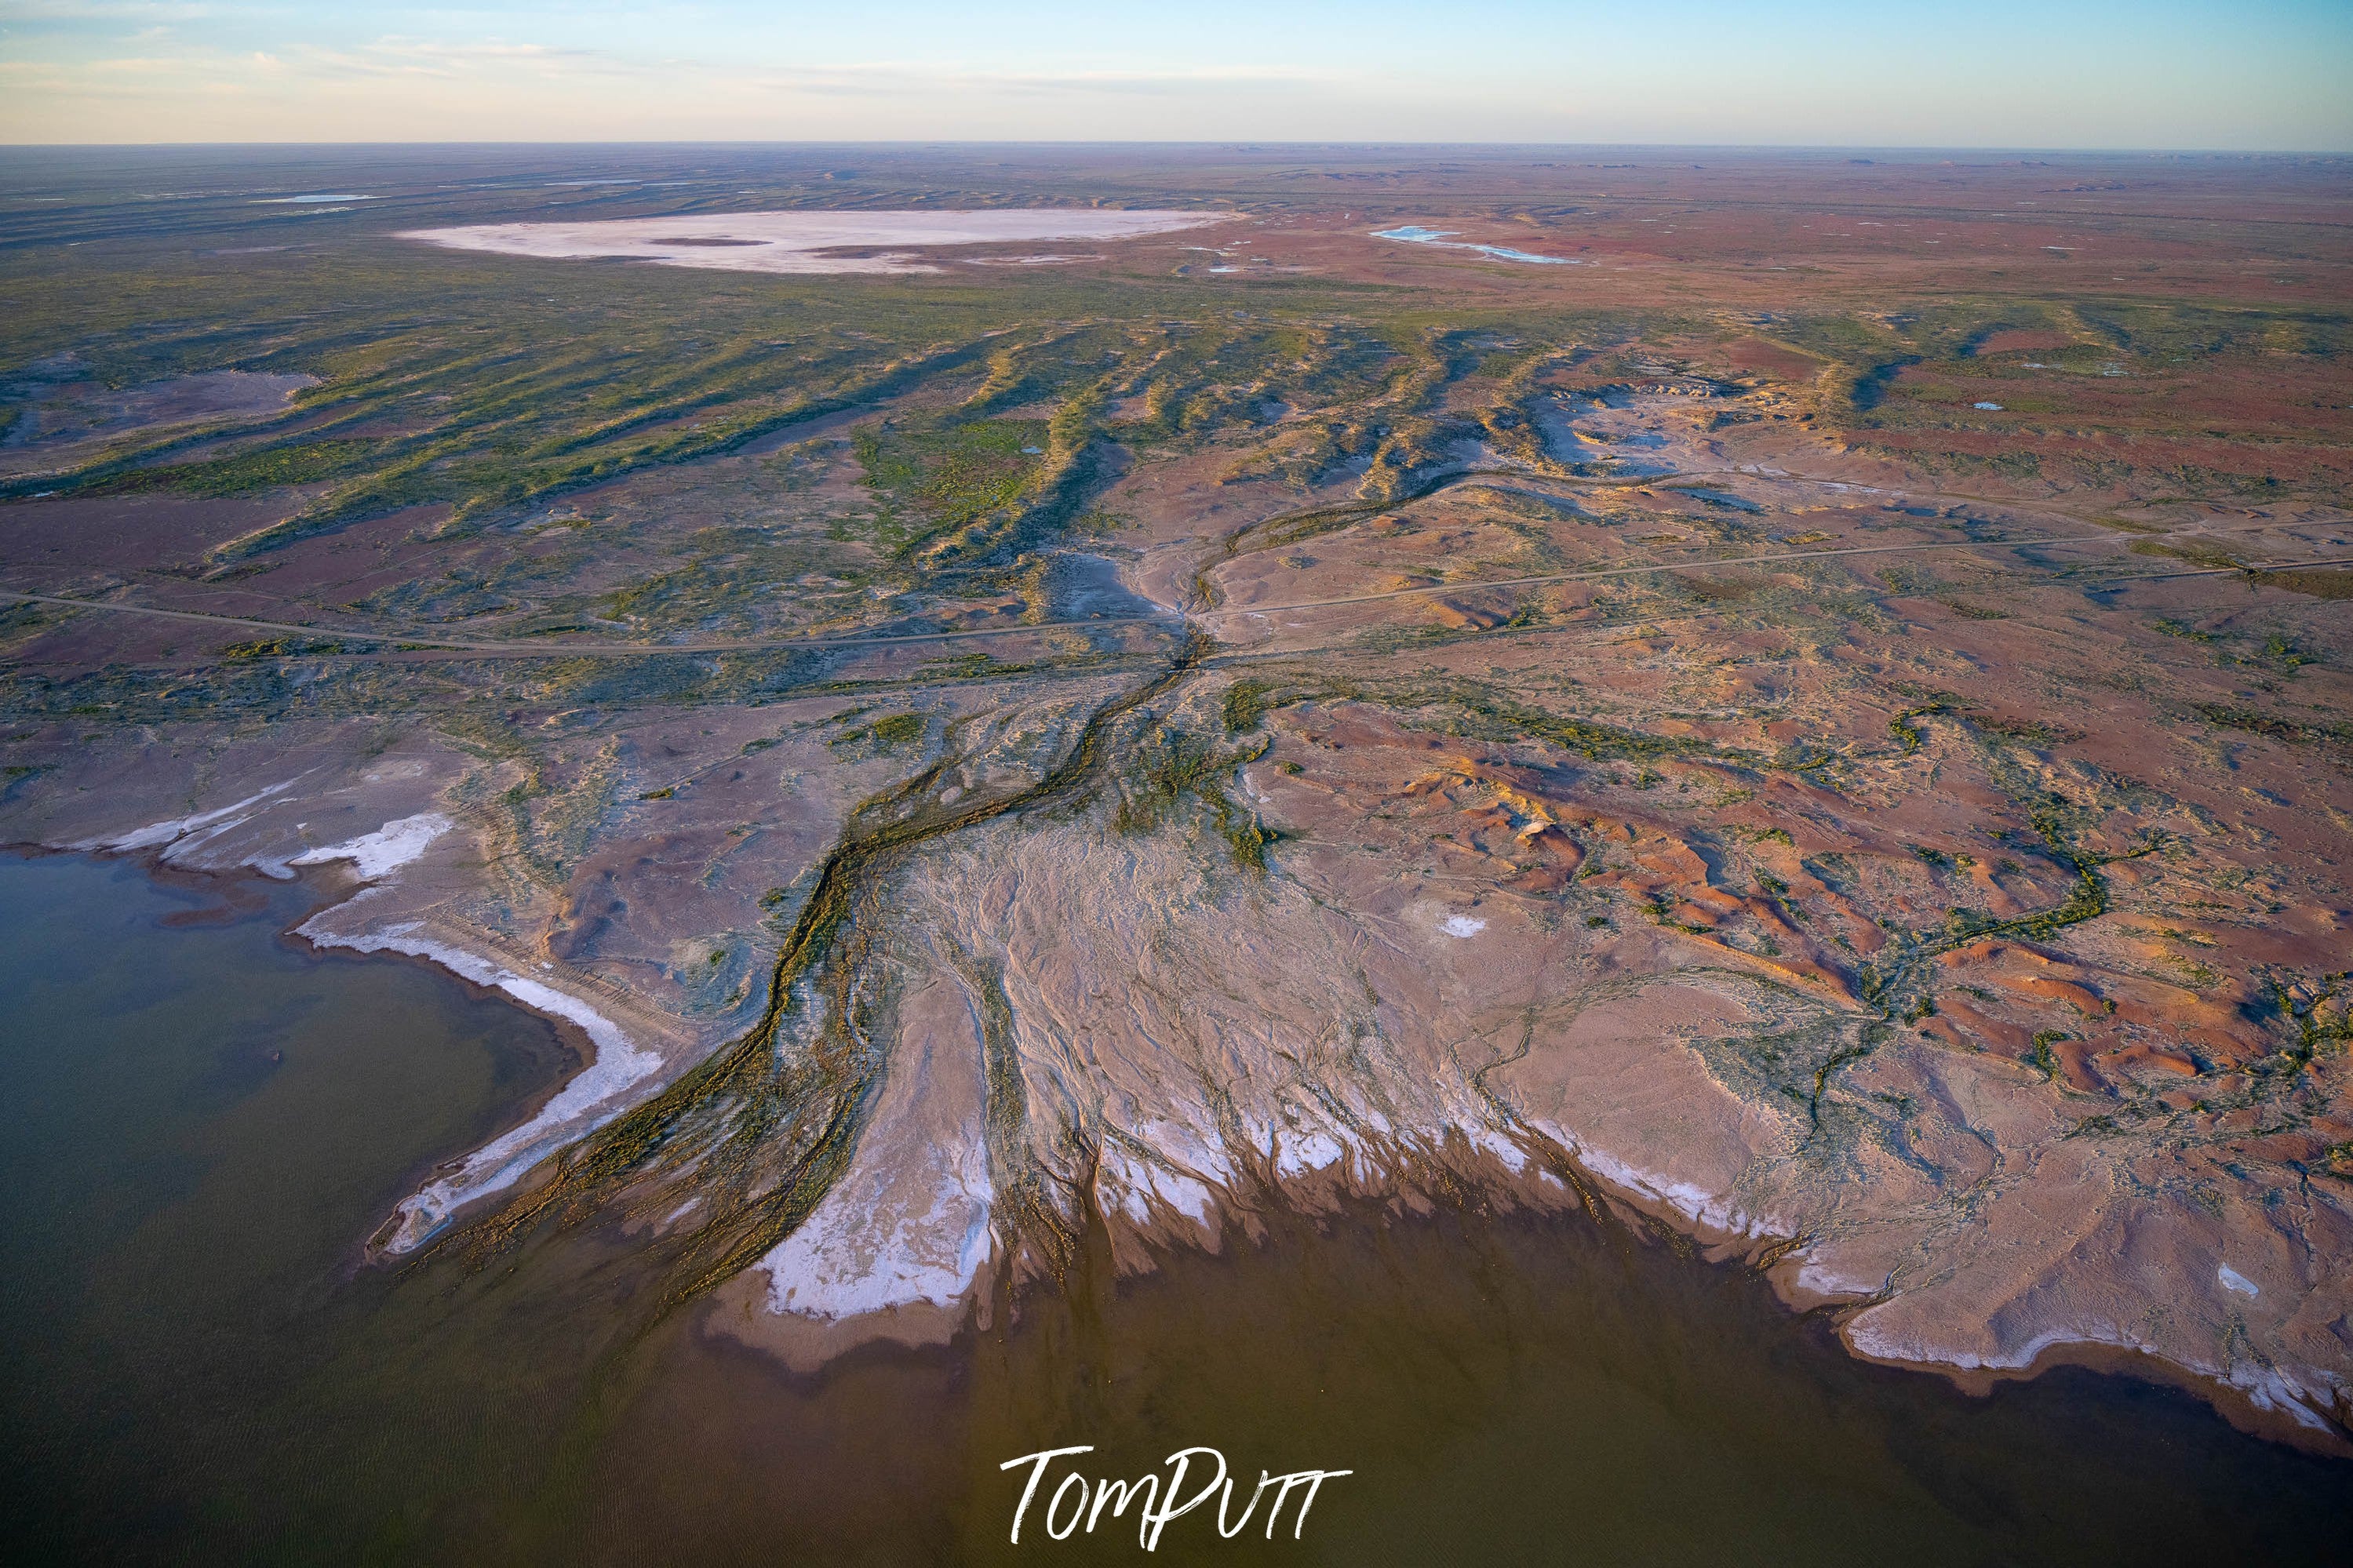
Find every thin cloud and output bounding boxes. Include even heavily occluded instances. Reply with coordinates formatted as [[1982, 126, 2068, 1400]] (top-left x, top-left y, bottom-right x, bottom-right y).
[[746, 59, 1350, 99], [0, 2, 216, 18], [366, 37, 604, 66], [87, 53, 195, 72]]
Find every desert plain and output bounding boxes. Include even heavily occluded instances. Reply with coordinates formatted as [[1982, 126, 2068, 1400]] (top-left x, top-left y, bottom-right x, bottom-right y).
[[3, 144, 2351, 1463]]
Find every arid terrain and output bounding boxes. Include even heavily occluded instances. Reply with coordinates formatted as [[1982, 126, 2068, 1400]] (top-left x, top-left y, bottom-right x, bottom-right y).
[[4, 144, 2350, 1453]]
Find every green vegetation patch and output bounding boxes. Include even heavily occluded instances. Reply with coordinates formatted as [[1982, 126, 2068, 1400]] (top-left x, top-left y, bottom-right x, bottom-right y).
[[2256, 567, 2353, 600], [218, 636, 345, 660], [852, 417, 1046, 557], [87, 438, 385, 500], [1111, 722, 1274, 874], [829, 710, 926, 755]]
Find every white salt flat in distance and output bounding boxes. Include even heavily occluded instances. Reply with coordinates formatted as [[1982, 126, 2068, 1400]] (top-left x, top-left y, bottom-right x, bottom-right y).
[[400, 210, 1226, 276]]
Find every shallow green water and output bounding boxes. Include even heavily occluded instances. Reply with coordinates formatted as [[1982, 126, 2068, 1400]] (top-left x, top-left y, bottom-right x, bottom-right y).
[[2, 852, 2347, 1565]]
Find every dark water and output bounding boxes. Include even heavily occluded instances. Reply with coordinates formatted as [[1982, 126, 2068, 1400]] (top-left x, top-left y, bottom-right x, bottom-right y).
[[2, 853, 2347, 1566], [0, 853, 596, 1560]]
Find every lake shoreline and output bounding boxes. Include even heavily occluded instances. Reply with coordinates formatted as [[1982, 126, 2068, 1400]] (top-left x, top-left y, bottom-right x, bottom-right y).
[[5, 844, 2349, 1564], [11, 833, 2349, 1458]]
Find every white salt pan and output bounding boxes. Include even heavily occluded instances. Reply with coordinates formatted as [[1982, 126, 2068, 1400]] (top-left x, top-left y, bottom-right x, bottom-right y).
[[399, 209, 1226, 276], [89, 777, 302, 853], [290, 813, 450, 879]]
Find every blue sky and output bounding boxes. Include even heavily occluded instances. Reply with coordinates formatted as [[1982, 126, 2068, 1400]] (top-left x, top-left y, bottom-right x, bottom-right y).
[[2, 2, 2347, 147]]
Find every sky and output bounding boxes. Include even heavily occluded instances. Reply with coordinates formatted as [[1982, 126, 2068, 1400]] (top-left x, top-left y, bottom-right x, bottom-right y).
[[1, 1, 2348, 150]]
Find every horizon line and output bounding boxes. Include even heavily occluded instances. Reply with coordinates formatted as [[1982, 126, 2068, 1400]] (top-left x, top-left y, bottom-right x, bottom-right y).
[[2, 139, 2348, 158]]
